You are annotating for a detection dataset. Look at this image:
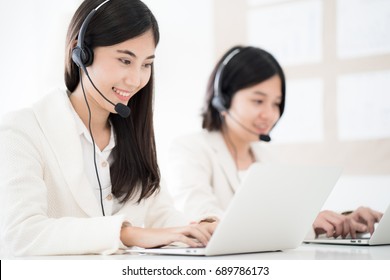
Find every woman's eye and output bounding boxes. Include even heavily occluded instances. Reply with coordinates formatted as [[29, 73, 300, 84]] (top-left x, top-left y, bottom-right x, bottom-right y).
[[119, 58, 131, 65], [143, 63, 153, 68]]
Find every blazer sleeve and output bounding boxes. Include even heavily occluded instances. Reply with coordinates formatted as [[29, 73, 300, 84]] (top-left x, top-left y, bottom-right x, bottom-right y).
[[165, 135, 225, 221], [0, 116, 125, 256], [143, 179, 190, 228]]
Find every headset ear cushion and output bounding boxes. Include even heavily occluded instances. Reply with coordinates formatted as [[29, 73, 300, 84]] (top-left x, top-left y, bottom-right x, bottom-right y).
[[82, 45, 94, 67], [71, 46, 84, 68], [211, 95, 227, 112], [71, 46, 94, 68]]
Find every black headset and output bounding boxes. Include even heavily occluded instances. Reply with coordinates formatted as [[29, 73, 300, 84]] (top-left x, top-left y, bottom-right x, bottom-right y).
[[211, 48, 241, 113], [71, 0, 130, 119], [72, 0, 111, 72], [211, 47, 271, 142]]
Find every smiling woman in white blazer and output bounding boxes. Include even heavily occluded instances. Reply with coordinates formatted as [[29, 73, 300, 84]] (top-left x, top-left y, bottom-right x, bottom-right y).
[[166, 46, 382, 239], [0, 0, 215, 257]]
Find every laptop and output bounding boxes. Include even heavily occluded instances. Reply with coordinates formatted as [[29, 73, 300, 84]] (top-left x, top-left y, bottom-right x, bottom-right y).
[[127, 163, 342, 256], [304, 204, 390, 246]]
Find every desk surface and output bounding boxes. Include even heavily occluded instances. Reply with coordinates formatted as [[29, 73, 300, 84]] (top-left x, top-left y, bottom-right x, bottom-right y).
[[8, 243, 390, 260]]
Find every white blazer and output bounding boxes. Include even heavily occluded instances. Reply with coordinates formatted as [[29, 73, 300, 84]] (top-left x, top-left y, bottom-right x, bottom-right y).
[[0, 89, 187, 257], [166, 130, 275, 221]]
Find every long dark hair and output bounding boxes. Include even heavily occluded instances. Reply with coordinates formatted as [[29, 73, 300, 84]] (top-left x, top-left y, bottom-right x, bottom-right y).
[[202, 46, 286, 131], [65, 0, 160, 203]]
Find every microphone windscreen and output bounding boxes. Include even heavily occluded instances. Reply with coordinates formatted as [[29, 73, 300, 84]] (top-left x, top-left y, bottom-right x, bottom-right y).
[[259, 134, 271, 142], [115, 103, 131, 118]]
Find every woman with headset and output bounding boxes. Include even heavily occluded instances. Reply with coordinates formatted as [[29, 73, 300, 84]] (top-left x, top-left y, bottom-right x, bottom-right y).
[[165, 45, 382, 239], [0, 0, 216, 257]]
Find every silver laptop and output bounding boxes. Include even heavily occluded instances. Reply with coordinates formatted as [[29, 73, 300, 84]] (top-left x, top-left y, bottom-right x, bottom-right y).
[[305, 204, 390, 246], [127, 163, 342, 256]]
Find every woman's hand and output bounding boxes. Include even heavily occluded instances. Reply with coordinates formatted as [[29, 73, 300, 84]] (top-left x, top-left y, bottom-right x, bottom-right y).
[[313, 210, 350, 238], [313, 207, 383, 238], [120, 221, 218, 248], [344, 207, 382, 238]]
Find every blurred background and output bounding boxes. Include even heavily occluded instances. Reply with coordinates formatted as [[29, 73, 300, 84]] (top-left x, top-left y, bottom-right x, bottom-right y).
[[0, 0, 389, 211]]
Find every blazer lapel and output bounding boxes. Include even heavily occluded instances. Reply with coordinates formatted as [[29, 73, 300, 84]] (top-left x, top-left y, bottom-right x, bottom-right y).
[[32, 89, 101, 217], [206, 131, 240, 192]]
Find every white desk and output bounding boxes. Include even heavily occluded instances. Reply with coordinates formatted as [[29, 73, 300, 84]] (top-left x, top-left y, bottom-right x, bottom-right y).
[[7, 243, 390, 260], [4, 245, 389, 280]]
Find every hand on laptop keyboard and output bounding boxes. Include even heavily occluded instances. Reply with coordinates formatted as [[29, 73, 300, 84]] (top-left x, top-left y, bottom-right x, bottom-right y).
[[313, 207, 382, 239], [345, 206, 383, 237]]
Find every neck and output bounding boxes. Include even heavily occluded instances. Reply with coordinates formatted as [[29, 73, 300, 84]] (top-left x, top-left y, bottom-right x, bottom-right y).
[[221, 128, 254, 170], [70, 85, 111, 134]]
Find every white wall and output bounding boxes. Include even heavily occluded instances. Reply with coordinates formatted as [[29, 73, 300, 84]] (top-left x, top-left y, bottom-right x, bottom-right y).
[[143, 0, 214, 169], [0, 0, 80, 114]]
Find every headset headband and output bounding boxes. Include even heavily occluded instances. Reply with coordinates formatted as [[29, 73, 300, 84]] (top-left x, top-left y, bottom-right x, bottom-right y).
[[213, 48, 241, 99], [211, 48, 241, 112], [72, 0, 111, 69]]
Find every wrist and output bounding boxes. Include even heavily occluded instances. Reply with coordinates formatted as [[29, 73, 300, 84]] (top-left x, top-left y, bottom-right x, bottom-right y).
[[120, 221, 133, 247]]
